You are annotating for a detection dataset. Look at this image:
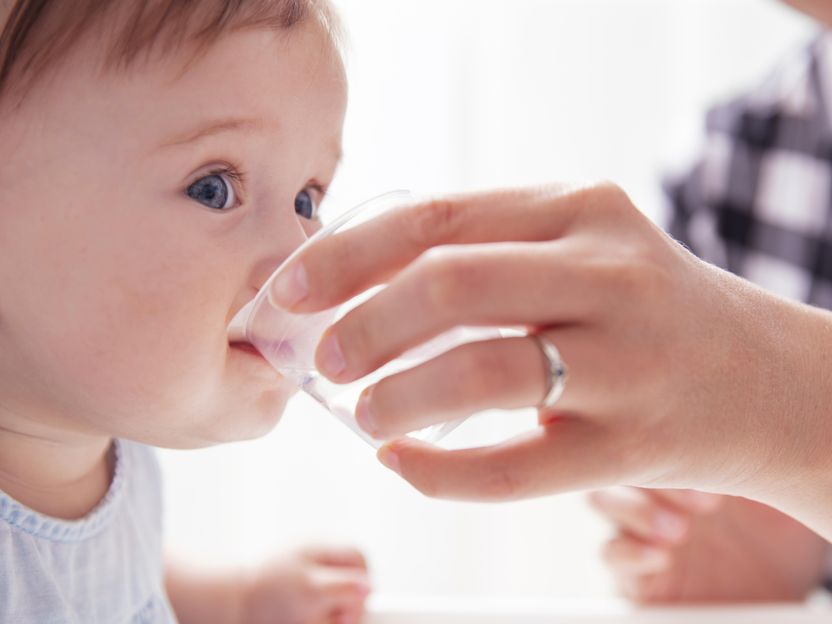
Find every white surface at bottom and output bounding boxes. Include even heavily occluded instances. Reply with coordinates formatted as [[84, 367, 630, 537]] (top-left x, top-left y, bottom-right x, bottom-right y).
[[366, 596, 832, 623]]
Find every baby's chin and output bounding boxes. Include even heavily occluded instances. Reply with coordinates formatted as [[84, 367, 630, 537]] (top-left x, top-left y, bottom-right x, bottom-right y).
[[164, 381, 296, 449], [202, 344, 300, 443], [217, 383, 295, 443]]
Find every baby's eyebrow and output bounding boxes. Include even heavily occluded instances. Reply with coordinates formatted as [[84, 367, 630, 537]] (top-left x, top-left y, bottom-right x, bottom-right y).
[[157, 117, 265, 150], [154, 116, 344, 165]]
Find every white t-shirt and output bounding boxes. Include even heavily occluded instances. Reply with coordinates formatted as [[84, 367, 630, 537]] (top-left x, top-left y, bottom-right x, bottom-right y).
[[0, 439, 176, 623]]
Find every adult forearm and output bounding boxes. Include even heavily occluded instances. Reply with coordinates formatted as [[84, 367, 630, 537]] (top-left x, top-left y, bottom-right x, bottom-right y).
[[740, 298, 832, 543]]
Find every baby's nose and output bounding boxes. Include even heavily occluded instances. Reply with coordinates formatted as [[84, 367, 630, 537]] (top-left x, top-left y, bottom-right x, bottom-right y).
[[251, 211, 311, 290]]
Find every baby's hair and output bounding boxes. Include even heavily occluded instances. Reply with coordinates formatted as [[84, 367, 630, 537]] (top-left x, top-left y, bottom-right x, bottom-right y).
[[0, 0, 334, 103]]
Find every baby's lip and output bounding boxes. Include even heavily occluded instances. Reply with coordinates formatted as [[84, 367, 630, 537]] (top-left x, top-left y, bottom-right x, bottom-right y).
[[230, 341, 258, 354]]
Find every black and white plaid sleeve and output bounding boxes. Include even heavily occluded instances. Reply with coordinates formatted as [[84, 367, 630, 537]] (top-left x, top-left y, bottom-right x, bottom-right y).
[[664, 33, 832, 309]]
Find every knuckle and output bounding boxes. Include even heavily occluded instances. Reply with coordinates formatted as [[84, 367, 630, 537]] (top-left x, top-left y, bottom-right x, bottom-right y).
[[587, 247, 672, 303], [566, 184, 676, 301], [415, 248, 472, 316], [568, 180, 631, 221], [404, 198, 465, 249], [592, 180, 634, 218], [596, 180, 631, 205]]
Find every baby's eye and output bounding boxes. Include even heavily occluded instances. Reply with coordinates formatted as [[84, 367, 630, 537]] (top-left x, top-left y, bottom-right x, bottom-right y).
[[295, 188, 320, 220], [187, 173, 237, 211]]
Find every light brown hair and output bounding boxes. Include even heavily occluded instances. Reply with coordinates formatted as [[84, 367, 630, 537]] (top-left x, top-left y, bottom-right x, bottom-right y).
[[0, 0, 329, 101]]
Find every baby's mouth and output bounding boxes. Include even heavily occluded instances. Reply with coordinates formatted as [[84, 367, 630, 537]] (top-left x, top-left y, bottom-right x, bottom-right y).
[[227, 300, 274, 364], [229, 340, 278, 373], [230, 341, 260, 357]]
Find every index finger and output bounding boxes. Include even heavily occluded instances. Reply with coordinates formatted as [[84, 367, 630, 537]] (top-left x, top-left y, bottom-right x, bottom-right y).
[[269, 185, 589, 313]]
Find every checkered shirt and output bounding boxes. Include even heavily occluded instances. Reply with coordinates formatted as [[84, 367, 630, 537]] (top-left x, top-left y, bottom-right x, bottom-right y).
[[666, 33, 832, 307]]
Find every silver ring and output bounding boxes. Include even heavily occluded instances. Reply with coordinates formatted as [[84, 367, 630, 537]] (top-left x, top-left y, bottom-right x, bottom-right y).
[[532, 333, 568, 409]]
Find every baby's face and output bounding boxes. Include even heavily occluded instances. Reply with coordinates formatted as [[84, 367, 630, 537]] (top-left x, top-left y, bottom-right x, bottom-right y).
[[0, 20, 346, 448]]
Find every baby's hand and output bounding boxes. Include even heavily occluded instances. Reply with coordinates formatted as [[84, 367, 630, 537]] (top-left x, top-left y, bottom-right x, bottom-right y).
[[242, 546, 371, 624], [589, 488, 826, 603]]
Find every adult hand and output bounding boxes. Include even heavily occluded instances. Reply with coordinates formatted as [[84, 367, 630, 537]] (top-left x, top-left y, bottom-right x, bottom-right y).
[[589, 488, 827, 603], [270, 183, 832, 538]]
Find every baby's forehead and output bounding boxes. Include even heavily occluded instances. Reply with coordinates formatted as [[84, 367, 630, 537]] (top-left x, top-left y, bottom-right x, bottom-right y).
[[69, 26, 346, 176], [145, 26, 344, 134]]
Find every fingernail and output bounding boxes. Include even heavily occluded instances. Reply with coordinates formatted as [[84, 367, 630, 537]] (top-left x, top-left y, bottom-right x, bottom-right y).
[[318, 333, 347, 379], [269, 262, 308, 308], [356, 389, 380, 438], [654, 512, 687, 541], [378, 445, 401, 475]]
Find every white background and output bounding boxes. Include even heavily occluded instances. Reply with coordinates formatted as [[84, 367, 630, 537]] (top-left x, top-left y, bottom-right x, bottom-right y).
[[161, 0, 816, 600]]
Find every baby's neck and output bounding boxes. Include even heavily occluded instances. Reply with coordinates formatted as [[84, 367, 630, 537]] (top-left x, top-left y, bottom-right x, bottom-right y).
[[0, 408, 114, 520]]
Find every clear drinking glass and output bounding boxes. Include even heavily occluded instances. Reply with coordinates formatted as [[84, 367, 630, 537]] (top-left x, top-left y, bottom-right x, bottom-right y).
[[228, 191, 501, 448]]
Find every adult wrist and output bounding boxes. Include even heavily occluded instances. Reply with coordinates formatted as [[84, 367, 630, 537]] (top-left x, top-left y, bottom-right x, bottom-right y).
[[737, 297, 832, 538]]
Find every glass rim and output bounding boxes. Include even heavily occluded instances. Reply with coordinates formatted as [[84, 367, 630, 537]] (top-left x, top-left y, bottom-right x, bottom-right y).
[[243, 189, 412, 343]]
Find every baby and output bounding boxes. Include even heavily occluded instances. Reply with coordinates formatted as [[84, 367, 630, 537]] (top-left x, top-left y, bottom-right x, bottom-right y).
[[0, 0, 370, 622]]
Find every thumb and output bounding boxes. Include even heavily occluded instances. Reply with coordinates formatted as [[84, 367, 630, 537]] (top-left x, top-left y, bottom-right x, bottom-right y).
[[377, 416, 626, 501]]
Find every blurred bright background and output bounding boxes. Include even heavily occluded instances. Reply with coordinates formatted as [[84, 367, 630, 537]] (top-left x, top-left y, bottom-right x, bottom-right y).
[[160, 0, 817, 601]]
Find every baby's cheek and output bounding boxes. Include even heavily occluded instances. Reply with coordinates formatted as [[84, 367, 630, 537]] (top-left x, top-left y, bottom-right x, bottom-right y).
[[87, 323, 215, 406], [107, 292, 292, 443], [43, 293, 293, 444], [67, 253, 294, 442], [72, 281, 224, 404]]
